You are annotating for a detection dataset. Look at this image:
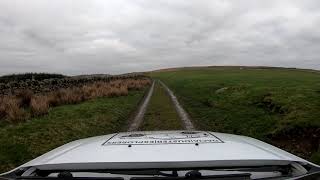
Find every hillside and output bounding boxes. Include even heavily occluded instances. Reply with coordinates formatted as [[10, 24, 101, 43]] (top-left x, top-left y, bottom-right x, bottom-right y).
[[150, 66, 320, 163]]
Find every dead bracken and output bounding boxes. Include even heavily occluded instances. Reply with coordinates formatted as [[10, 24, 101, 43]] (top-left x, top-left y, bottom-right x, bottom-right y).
[[0, 76, 151, 122]]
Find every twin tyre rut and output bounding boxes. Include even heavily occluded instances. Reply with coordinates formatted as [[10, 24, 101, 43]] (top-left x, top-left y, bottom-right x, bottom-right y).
[[158, 81, 195, 130], [128, 80, 194, 131], [128, 81, 155, 131]]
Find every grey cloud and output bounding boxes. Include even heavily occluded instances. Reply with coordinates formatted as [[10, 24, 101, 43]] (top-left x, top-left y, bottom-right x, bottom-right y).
[[0, 0, 320, 76], [23, 30, 58, 50]]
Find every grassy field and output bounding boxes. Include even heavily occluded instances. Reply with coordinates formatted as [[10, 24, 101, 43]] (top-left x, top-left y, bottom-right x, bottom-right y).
[[139, 81, 183, 130], [150, 67, 320, 163], [0, 91, 144, 173]]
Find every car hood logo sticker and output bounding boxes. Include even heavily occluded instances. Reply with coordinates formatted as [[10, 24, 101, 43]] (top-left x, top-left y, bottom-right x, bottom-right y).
[[104, 131, 223, 145]]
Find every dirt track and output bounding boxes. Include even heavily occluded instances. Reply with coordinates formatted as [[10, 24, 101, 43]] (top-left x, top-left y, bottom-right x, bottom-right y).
[[158, 80, 195, 130], [128, 80, 194, 131], [128, 81, 155, 131]]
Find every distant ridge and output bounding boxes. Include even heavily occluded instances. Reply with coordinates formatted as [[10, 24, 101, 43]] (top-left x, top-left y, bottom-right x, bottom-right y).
[[72, 74, 111, 79], [151, 65, 320, 73]]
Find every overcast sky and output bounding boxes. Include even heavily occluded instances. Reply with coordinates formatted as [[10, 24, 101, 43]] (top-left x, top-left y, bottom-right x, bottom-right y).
[[0, 0, 319, 75]]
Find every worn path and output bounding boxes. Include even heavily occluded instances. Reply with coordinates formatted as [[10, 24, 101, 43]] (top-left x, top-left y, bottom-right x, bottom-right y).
[[128, 81, 155, 131], [128, 79, 194, 131], [158, 80, 195, 130], [139, 81, 183, 130]]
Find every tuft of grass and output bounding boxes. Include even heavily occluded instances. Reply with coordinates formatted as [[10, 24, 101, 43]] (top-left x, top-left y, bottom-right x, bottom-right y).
[[0, 96, 27, 122], [15, 89, 33, 108], [30, 95, 50, 116], [49, 88, 85, 106], [139, 81, 183, 131]]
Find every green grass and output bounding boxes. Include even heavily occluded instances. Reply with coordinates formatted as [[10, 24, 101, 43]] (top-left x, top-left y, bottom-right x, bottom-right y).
[[139, 81, 183, 131], [150, 67, 320, 163], [0, 91, 144, 173]]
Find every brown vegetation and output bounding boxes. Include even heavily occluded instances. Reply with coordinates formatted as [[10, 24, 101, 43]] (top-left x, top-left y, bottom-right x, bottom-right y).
[[16, 89, 33, 107], [30, 95, 50, 116], [0, 96, 27, 122], [0, 78, 151, 123]]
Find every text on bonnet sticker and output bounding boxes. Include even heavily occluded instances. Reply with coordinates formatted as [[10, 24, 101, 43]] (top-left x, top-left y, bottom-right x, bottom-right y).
[[103, 131, 223, 145]]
